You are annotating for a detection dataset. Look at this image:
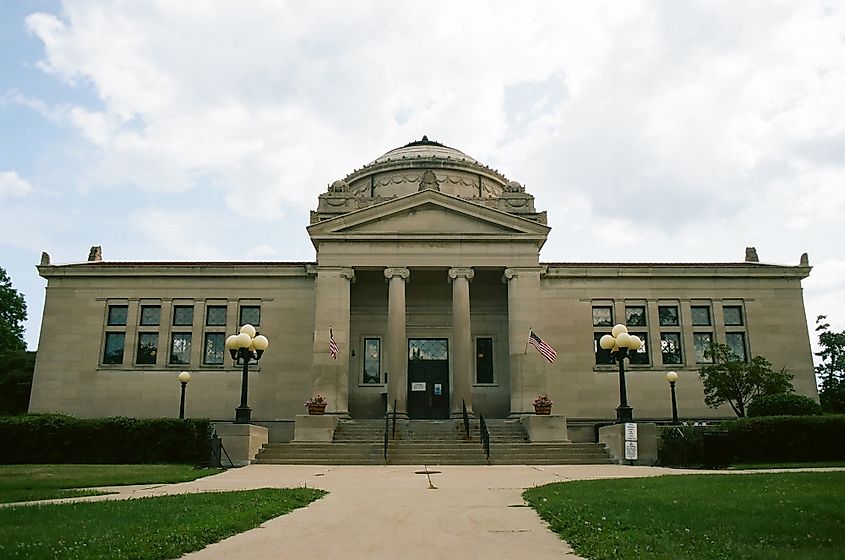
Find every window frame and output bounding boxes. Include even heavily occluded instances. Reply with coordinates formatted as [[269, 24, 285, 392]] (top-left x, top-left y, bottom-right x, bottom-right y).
[[172, 305, 194, 327], [625, 305, 647, 327], [135, 332, 159, 365], [723, 305, 744, 326], [592, 306, 614, 327], [660, 332, 683, 365], [693, 332, 714, 364], [102, 332, 126, 365], [202, 332, 225, 365], [169, 332, 193, 365], [361, 336, 382, 385], [658, 305, 680, 327], [107, 305, 128, 326], [239, 305, 261, 327], [691, 305, 712, 326]]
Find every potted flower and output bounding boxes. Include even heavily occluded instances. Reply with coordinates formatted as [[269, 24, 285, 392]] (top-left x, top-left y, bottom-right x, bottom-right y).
[[305, 395, 328, 415], [533, 395, 553, 415]]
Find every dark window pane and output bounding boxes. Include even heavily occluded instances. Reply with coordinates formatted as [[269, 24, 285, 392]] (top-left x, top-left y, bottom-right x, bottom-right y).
[[694, 333, 713, 363], [107, 305, 128, 326], [173, 306, 194, 326], [726, 332, 747, 362], [136, 332, 158, 364], [724, 306, 744, 326], [691, 306, 711, 326], [204, 333, 225, 365], [170, 333, 192, 364], [592, 306, 613, 327], [240, 306, 260, 327], [139, 306, 160, 326], [625, 306, 647, 327], [476, 337, 494, 384], [363, 338, 380, 384], [408, 339, 448, 360], [206, 306, 227, 326], [658, 306, 679, 326], [660, 333, 682, 365], [103, 332, 125, 364], [594, 333, 615, 365], [629, 332, 650, 365]]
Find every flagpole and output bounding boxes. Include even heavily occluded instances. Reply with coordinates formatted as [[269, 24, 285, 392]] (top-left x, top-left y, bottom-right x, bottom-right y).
[[524, 326, 532, 354]]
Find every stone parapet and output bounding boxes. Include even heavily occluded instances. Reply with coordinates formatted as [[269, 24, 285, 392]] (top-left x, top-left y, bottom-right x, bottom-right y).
[[520, 414, 570, 442], [294, 414, 340, 442], [598, 422, 657, 466], [213, 422, 269, 467]]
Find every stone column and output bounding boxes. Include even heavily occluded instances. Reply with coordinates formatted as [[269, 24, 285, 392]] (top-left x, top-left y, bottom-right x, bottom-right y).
[[449, 267, 474, 417], [310, 267, 355, 416], [503, 267, 545, 416], [385, 267, 410, 416]]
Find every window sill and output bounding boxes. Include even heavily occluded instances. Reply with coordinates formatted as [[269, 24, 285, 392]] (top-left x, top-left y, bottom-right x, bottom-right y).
[[473, 383, 499, 388], [357, 383, 386, 388]]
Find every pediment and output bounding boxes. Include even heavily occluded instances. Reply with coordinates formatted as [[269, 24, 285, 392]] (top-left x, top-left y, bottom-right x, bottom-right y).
[[307, 189, 550, 243]]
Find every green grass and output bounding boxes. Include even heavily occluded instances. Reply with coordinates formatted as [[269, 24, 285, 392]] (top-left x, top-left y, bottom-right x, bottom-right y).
[[728, 461, 845, 470], [0, 464, 222, 503], [524, 472, 845, 560], [0, 487, 325, 559]]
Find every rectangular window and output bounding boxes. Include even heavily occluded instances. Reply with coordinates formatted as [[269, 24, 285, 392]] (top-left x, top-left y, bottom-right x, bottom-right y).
[[592, 306, 613, 327], [625, 306, 647, 327], [629, 332, 649, 365], [203, 333, 225, 365], [691, 306, 712, 326], [135, 332, 158, 365], [658, 305, 679, 326], [107, 305, 128, 326], [363, 338, 381, 384], [660, 333, 682, 365], [139, 305, 161, 326], [475, 337, 494, 384], [693, 332, 714, 363], [240, 305, 261, 327], [206, 306, 227, 326], [723, 306, 744, 326], [103, 332, 125, 364], [726, 332, 747, 362], [594, 333, 615, 365], [169, 333, 192, 365], [172, 306, 194, 326]]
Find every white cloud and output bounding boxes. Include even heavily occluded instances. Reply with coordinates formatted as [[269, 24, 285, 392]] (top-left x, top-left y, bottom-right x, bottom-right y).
[[0, 171, 36, 199]]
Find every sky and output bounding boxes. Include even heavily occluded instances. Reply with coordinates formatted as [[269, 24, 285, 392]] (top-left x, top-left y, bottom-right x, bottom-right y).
[[0, 1, 843, 358]]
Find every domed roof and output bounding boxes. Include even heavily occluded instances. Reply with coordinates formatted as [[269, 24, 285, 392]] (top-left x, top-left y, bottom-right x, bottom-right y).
[[369, 136, 479, 166]]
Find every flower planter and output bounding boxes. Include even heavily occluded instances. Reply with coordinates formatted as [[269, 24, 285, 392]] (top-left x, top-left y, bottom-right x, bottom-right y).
[[307, 403, 327, 416], [534, 404, 552, 415]]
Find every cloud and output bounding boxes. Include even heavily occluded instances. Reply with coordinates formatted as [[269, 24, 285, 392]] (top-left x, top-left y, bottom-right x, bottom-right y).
[[0, 171, 36, 199]]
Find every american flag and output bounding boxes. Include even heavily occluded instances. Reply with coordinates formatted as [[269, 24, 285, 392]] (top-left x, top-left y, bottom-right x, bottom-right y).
[[329, 328, 338, 360], [529, 330, 557, 363]]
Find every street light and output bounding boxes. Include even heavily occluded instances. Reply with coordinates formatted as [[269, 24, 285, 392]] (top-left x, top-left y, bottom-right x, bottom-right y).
[[666, 370, 680, 424], [177, 371, 191, 419], [225, 324, 269, 424], [599, 324, 643, 423]]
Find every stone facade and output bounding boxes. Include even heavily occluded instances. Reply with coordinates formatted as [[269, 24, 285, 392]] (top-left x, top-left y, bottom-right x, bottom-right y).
[[29, 138, 817, 437]]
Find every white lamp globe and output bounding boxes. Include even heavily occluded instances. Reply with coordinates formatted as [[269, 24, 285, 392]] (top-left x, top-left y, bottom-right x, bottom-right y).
[[239, 324, 257, 338], [599, 334, 615, 350], [666, 371, 678, 383], [234, 332, 252, 349], [611, 324, 628, 337], [225, 335, 239, 350], [616, 332, 632, 349], [253, 335, 269, 351], [628, 335, 642, 350], [178, 371, 191, 383]]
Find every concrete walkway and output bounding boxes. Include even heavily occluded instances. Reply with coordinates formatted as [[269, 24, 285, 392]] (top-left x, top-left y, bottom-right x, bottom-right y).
[[86, 464, 693, 560]]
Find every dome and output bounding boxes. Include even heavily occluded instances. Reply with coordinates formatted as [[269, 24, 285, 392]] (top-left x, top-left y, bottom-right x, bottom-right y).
[[341, 136, 510, 199]]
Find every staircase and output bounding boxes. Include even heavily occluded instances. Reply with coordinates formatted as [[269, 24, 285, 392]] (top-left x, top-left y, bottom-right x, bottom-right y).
[[253, 418, 613, 465]]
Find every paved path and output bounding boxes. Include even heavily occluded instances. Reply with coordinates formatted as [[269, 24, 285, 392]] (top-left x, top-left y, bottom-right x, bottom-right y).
[[101, 464, 690, 560]]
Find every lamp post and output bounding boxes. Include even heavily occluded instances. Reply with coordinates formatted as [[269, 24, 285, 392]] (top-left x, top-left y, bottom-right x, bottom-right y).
[[177, 371, 191, 419], [666, 370, 680, 424], [225, 324, 269, 424], [599, 324, 643, 423]]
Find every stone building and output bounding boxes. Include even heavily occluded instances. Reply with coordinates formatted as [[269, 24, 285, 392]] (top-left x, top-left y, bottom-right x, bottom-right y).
[[29, 137, 817, 441]]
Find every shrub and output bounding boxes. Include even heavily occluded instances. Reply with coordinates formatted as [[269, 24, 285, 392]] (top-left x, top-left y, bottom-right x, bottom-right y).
[[657, 425, 707, 467], [0, 415, 211, 465], [748, 393, 823, 417]]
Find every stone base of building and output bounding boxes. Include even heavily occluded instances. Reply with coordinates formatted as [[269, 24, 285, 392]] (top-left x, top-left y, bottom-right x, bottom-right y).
[[213, 422, 269, 467], [520, 414, 570, 442], [294, 414, 339, 441], [598, 422, 657, 466]]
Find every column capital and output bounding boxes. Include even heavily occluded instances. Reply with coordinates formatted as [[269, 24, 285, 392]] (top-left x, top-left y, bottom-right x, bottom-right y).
[[340, 268, 355, 282], [384, 267, 410, 281], [448, 267, 475, 282], [503, 266, 545, 282]]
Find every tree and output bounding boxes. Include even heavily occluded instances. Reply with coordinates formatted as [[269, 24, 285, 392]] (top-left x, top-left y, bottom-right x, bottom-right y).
[[815, 315, 845, 413], [0, 266, 27, 355], [698, 343, 793, 417]]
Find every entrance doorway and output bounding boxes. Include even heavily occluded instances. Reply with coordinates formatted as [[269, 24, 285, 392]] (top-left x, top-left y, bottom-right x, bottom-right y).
[[407, 339, 449, 419]]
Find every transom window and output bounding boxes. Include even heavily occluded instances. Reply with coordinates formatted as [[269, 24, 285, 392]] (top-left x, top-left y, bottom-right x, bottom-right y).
[[363, 338, 381, 384], [625, 306, 647, 327], [658, 306, 679, 326], [107, 305, 128, 326], [592, 306, 613, 327], [172, 306, 194, 326], [724, 306, 744, 326], [691, 306, 712, 326], [409, 339, 448, 361], [240, 306, 260, 326], [139, 305, 161, 326], [206, 306, 227, 326]]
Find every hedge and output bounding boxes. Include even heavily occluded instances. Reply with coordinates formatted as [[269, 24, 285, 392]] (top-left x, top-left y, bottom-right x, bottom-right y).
[[747, 393, 823, 417], [658, 415, 845, 467], [0, 415, 211, 465]]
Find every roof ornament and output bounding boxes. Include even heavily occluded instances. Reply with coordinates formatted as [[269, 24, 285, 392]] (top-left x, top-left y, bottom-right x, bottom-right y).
[[328, 179, 349, 193], [505, 180, 525, 193], [40, 252, 51, 266], [88, 245, 102, 262], [418, 169, 440, 192], [745, 247, 759, 263], [800, 253, 809, 266]]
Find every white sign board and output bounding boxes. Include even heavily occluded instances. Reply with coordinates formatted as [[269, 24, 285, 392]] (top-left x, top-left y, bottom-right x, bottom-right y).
[[625, 440, 638, 460], [625, 422, 638, 441], [411, 382, 426, 392]]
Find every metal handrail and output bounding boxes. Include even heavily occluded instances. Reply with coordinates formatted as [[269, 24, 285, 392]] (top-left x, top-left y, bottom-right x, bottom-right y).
[[392, 399, 397, 440], [479, 415, 490, 462], [461, 400, 470, 440], [383, 404, 389, 463]]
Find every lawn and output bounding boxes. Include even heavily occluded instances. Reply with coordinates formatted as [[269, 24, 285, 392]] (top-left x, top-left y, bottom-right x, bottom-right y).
[[0, 487, 326, 560], [524, 471, 845, 560], [0, 464, 222, 503]]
